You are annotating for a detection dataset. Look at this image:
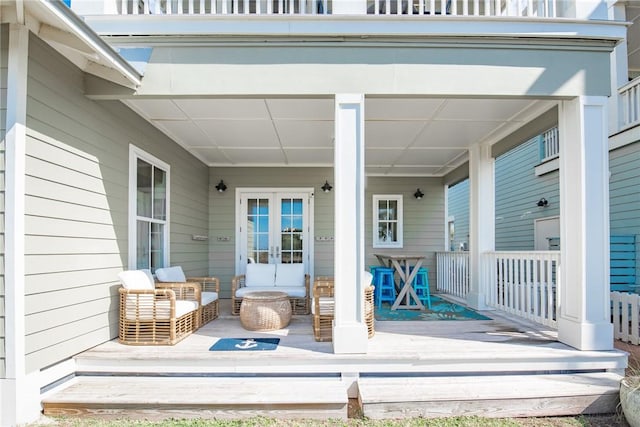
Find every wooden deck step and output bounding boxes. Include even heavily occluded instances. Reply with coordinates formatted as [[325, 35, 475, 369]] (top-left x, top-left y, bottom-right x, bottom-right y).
[[359, 372, 623, 419], [43, 376, 348, 420]]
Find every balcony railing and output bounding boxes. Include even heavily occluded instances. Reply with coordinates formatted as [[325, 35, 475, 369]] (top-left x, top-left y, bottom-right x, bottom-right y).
[[540, 126, 559, 162], [619, 76, 640, 131], [114, 0, 558, 16]]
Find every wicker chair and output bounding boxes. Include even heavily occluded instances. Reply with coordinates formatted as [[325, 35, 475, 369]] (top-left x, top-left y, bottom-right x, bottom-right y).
[[155, 266, 220, 327], [312, 274, 375, 342], [118, 270, 199, 345]]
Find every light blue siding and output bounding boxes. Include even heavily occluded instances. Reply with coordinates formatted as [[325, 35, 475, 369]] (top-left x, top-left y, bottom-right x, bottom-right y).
[[609, 141, 640, 286], [495, 137, 559, 250], [447, 179, 469, 251]]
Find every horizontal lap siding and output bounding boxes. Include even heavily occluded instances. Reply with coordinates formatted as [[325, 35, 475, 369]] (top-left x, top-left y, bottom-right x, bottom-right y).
[[447, 179, 469, 251], [495, 137, 559, 251], [208, 167, 333, 298], [24, 34, 208, 373], [609, 141, 640, 285], [366, 177, 444, 288], [0, 24, 7, 378]]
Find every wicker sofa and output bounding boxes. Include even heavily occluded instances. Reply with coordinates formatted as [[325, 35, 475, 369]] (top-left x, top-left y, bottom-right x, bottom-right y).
[[232, 263, 310, 315], [117, 270, 200, 345], [155, 266, 220, 327]]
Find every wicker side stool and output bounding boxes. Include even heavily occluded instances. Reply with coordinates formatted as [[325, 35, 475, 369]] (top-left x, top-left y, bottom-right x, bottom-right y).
[[240, 291, 292, 331]]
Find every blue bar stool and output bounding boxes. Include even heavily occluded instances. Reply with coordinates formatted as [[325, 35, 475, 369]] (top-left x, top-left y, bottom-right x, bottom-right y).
[[373, 267, 396, 308], [412, 267, 431, 309]]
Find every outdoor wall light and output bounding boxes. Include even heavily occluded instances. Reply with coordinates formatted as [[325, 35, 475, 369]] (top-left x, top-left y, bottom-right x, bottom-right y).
[[414, 188, 424, 200], [537, 198, 549, 207], [215, 180, 227, 193], [321, 180, 333, 193]]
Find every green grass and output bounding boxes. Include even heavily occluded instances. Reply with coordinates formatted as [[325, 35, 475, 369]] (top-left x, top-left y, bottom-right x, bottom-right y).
[[31, 415, 626, 427]]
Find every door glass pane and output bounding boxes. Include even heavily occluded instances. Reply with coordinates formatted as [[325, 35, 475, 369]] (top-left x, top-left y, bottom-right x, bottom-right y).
[[248, 198, 270, 264], [153, 167, 167, 220], [137, 159, 152, 218], [280, 198, 303, 264]]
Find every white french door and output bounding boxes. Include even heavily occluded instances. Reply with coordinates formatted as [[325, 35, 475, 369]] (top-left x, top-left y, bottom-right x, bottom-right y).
[[237, 188, 313, 275]]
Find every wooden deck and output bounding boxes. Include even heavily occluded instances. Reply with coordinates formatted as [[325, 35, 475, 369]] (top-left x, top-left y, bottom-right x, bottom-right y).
[[43, 298, 629, 420]]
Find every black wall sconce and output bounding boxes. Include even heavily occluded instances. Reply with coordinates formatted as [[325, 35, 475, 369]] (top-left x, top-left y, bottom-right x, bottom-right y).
[[537, 198, 548, 207], [215, 180, 227, 193], [321, 180, 333, 193], [414, 188, 424, 200]]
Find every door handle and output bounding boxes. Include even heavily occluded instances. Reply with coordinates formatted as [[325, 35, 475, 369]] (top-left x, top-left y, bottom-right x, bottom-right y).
[[270, 246, 274, 258], [276, 246, 280, 257]]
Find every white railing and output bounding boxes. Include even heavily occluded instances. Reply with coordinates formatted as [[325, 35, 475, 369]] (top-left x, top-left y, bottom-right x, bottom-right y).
[[485, 251, 560, 328], [611, 291, 640, 346], [115, 0, 557, 16], [436, 251, 469, 298], [619, 76, 640, 131], [122, 0, 330, 15], [541, 126, 559, 162], [369, 0, 556, 17]]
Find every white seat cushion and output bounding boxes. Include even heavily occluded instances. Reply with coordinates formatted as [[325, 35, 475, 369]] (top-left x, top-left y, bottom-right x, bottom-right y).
[[235, 286, 275, 298], [236, 286, 305, 298], [245, 264, 276, 287], [312, 297, 334, 315], [124, 299, 197, 320], [201, 291, 219, 306], [156, 266, 187, 283], [269, 286, 306, 298], [118, 270, 154, 290], [275, 263, 305, 287]]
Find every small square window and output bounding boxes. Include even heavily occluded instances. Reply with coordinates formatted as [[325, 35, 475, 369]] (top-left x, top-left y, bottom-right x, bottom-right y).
[[373, 195, 403, 248]]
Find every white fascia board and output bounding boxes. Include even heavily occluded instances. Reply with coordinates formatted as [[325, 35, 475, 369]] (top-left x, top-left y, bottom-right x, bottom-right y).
[[84, 14, 627, 43], [27, 0, 141, 87]]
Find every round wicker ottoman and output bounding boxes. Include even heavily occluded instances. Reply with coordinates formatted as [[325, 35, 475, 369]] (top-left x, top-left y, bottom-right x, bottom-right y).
[[240, 291, 292, 331]]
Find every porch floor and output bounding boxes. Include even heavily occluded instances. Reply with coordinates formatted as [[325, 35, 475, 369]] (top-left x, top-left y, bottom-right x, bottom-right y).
[[45, 298, 629, 420]]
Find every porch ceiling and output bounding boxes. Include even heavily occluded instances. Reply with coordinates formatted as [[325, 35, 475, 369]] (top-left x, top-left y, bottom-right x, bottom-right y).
[[124, 97, 555, 176]]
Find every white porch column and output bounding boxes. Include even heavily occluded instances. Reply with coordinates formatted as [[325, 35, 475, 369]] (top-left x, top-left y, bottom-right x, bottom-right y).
[[1, 24, 39, 426], [558, 96, 613, 351], [332, 94, 368, 354], [467, 143, 494, 310]]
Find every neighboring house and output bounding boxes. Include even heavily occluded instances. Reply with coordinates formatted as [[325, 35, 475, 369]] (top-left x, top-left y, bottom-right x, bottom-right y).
[[0, 0, 628, 424], [447, 136, 639, 289]]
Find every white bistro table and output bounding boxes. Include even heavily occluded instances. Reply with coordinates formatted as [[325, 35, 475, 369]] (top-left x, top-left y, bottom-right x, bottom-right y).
[[373, 253, 426, 310]]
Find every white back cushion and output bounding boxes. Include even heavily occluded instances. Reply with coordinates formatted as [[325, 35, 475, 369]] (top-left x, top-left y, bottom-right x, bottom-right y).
[[275, 263, 305, 287], [118, 270, 155, 290], [245, 263, 276, 287], [156, 266, 186, 282], [362, 271, 373, 287]]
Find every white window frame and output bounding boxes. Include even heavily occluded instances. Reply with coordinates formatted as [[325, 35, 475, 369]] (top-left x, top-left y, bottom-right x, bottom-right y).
[[128, 144, 170, 270], [373, 194, 403, 249]]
